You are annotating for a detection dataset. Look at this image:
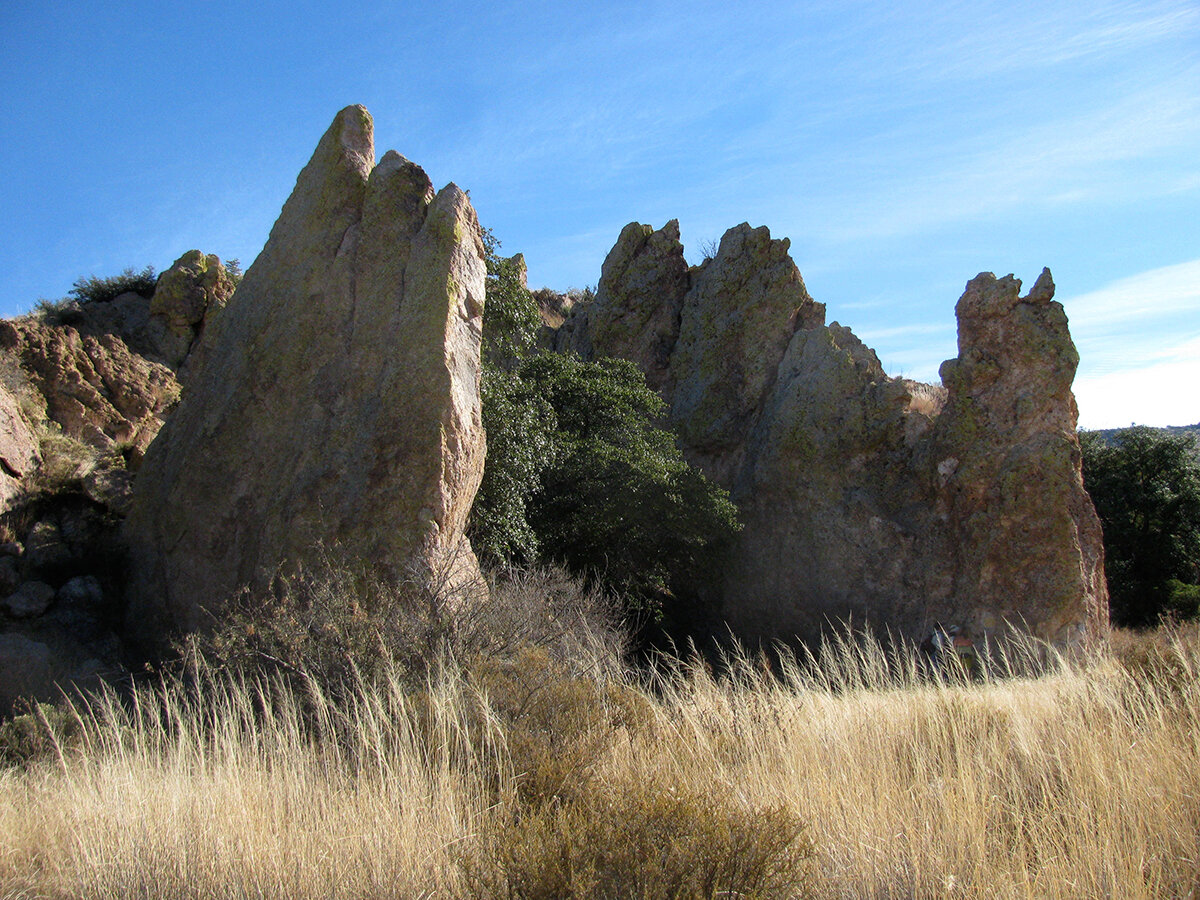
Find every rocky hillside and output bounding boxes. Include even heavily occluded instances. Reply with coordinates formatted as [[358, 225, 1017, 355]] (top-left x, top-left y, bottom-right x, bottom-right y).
[[0, 251, 234, 712]]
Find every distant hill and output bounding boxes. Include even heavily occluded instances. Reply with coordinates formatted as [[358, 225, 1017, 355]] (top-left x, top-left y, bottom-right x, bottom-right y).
[[1083, 423, 1200, 456]]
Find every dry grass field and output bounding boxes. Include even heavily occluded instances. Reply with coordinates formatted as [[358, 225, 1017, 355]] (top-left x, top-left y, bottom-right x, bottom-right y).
[[2, 622, 1198, 899]]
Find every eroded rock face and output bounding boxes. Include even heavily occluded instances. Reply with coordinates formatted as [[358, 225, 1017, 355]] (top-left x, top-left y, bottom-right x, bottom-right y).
[[561, 221, 1107, 645], [0, 318, 180, 461], [923, 271, 1107, 642], [123, 106, 488, 649], [0, 383, 39, 511]]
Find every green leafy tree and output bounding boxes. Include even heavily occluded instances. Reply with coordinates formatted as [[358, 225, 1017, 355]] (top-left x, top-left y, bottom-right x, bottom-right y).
[[522, 352, 740, 610], [469, 231, 741, 617], [1080, 426, 1200, 627], [470, 231, 555, 567]]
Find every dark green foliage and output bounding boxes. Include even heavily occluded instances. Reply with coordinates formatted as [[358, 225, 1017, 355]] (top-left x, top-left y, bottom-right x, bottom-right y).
[[225, 257, 243, 287], [471, 230, 740, 619], [523, 352, 741, 610], [1081, 426, 1200, 627], [69, 265, 157, 305], [470, 230, 556, 566], [480, 230, 542, 371], [472, 368, 558, 566]]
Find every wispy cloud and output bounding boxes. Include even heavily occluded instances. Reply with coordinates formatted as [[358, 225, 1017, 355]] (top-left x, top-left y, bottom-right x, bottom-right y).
[[810, 75, 1200, 242], [1062, 259, 1200, 327]]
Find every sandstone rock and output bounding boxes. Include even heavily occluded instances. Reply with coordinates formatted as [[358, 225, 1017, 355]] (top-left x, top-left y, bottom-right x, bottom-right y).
[[588, 220, 690, 394], [668, 223, 825, 485], [149, 250, 236, 373], [57, 575, 103, 608], [3, 581, 55, 618], [0, 557, 20, 596], [82, 464, 134, 515], [0, 633, 54, 713], [25, 520, 72, 571], [0, 628, 118, 715], [925, 270, 1108, 642], [123, 106, 488, 649]]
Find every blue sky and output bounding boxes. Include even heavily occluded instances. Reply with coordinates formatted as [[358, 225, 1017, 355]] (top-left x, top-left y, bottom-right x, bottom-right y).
[[2, 0, 1196, 428]]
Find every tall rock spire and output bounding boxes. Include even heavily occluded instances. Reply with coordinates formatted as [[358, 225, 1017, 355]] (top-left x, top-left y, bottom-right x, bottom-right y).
[[123, 106, 488, 649]]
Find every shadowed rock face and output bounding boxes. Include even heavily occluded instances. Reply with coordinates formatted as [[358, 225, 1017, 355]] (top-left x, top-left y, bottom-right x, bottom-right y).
[[558, 221, 1107, 645], [123, 106, 488, 649]]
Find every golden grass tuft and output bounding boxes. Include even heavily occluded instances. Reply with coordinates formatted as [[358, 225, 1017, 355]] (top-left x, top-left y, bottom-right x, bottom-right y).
[[2, 626, 1199, 898]]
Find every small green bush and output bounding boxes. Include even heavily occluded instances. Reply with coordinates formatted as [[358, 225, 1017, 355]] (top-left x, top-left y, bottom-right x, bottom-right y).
[[462, 775, 813, 899], [0, 701, 80, 767], [69, 265, 158, 305]]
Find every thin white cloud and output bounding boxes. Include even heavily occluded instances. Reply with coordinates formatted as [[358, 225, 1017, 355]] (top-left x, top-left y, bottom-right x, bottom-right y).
[[813, 76, 1200, 242], [1061, 258, 1200, 327]]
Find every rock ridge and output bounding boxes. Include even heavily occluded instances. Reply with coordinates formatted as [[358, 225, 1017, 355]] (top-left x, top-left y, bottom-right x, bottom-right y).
[[554, 221, 1107, 645]]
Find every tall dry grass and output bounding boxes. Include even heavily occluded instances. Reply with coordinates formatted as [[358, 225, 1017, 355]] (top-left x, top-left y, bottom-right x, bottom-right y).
[[2, 625, 1199, 898]]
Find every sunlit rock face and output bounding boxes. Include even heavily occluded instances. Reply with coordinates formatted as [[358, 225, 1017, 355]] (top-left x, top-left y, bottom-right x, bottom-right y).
[[123, 106, 488, 650], [557, 221, 1107, 645]]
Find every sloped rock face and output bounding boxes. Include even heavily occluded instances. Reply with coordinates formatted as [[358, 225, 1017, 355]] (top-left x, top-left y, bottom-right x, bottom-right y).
[[123, 106, 488, 649], [561, 221, 1107, 645]]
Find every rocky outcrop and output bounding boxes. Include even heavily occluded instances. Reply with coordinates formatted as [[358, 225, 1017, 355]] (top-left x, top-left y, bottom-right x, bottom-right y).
[[559, 221, 1107, 645], [0, 318, 180, 462], [122, 106, 488, 649], [0, 383, 39, 511], [922, 271, 1107, 642], [147, 250, 235, 373]]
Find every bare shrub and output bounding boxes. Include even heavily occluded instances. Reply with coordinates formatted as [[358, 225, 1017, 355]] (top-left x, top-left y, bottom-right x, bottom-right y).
[[193, 553, 630, 697], [903, 377, 948, 418]]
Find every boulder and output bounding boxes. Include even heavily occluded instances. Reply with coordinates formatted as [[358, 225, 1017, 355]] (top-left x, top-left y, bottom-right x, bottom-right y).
[[149, 250, 236, 373], [0, 629, 117, 715], [2, 581, 55, 619], [123, 106, 488, 649]]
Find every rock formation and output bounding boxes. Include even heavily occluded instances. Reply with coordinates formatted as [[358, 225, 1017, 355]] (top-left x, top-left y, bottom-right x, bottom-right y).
[[0, 383, 39, 511], [555, 220, 1107, 645], [122, 106, 488, 649]]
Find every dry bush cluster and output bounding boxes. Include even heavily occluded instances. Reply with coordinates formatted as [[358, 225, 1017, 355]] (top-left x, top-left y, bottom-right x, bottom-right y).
[[2, 583, 1199, 898]]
